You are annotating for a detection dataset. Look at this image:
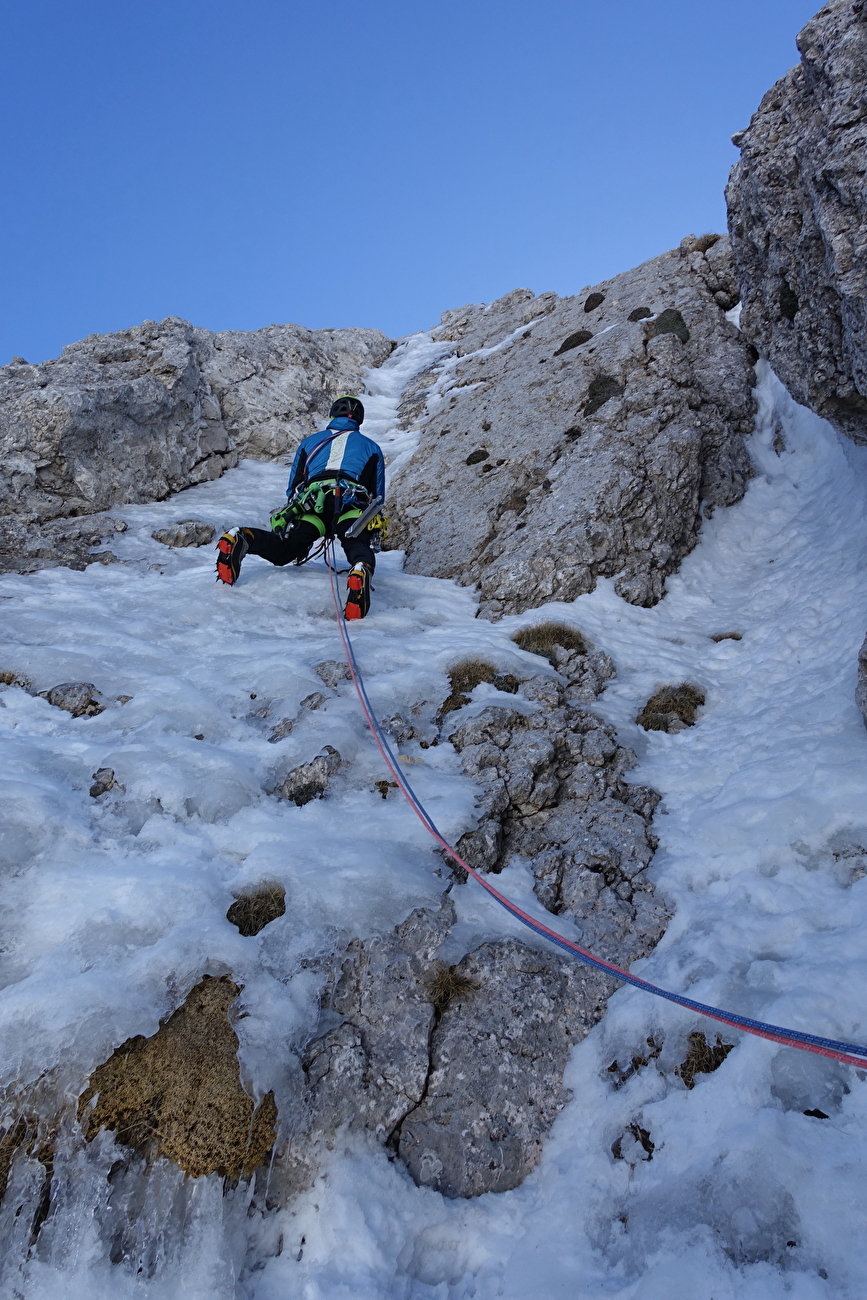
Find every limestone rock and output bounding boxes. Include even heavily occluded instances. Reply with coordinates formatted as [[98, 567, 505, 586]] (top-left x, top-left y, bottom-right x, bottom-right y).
[[857, 632, 867, 728], [388, 241, 755, 616], [0, 513, 123, 575], [38, 682, 105, 717], [151, 519, 215, 548], [275, 745, 342, 805], [0, 317, 392, 571], [77, 975, 277, 1180], [288, 898, 615, 1202], [398, 939, 613, 1197], [299, 902, 452, 1146], [727, 1, 867, 443], [448, 648, 667, 966], [89, 767, 117, 797], [314, 660, 352, 689]]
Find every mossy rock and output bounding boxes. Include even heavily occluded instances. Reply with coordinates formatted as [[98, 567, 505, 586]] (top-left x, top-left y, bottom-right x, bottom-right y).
[[554, 329, 593, 356], [77, 975, 277, 1180], [645, 309, 690, 345], [583, 375, 624, 418]]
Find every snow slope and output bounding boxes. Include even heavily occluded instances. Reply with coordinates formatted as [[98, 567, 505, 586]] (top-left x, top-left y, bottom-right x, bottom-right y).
[[1, 342, 867, 1298]]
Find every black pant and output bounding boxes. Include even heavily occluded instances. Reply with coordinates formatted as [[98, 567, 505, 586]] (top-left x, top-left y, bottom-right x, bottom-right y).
[[244, 517, 375, 571]]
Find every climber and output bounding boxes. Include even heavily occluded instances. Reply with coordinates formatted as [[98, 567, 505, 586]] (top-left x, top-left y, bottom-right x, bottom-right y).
[[215, 396, 385, 620]]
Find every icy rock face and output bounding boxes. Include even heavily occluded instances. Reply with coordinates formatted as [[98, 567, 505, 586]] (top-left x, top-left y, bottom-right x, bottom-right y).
[[388, 240, 755, 616], [0, 512, 126, 575], [857, 633, 867, 727], [726, 0, 867, 446], [449, 660, 667, 967], [271, 646, 666, 1201], [397, 939, 613, 1197], [0, 316, 392, 534], [286, 901, 614, 1201]]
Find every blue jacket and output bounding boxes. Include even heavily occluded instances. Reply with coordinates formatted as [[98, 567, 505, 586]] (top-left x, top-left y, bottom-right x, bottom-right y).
[[286, 418, 385, 501]]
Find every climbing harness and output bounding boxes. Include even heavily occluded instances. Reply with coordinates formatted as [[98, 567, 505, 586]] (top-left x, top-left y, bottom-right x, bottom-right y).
[[326, 544, 867, 1071]]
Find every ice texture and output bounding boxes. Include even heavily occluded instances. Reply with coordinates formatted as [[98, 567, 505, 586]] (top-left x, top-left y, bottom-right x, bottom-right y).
[[1, 346, 867, 1296]]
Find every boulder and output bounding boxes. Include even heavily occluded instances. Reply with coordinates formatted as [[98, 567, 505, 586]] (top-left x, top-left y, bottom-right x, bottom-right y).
[[398, 939, 613, 1197], [151, 520, 215, 548], [38, 682, 105, 717], [388, 240, 755, 616], [275, 745, 342, 806]]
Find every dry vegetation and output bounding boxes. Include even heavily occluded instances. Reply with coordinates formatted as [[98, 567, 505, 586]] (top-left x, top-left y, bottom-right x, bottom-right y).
[[676, 1031, 734, 1090], [510, 621, 586, 665], [227, 882, 286, 937], [77, 975, 277, 1180], [426, 962, 481, 1012], [437, 659, 519, 721], [636, 683, 705, 731]]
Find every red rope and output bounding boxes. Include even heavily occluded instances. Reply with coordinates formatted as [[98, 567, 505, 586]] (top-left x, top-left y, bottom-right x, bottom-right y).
[[326, 549, 867, 1071]]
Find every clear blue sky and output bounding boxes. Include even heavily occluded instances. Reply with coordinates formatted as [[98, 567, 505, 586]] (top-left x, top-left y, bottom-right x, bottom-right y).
[[1, 0, 819, 363]]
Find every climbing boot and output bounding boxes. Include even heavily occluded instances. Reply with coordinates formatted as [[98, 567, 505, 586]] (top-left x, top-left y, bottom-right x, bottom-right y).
[[344, 562, 372, 620], [216, 528, 251, 585]]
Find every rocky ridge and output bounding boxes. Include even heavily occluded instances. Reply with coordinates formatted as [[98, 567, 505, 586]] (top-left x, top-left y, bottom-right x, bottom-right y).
[[725, 0, 867, 730], [0, 316, 392, 571], [449, 650, 667, 968], [387, 236, 756, 617], [727, 0, 867, 446]]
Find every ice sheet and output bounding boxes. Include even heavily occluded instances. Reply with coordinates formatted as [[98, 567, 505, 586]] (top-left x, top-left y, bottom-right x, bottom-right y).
[[2, 349, 867, 1297]]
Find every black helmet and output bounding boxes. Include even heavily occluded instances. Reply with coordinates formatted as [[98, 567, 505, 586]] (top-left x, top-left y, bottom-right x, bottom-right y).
[[330, 395, 365, 425]]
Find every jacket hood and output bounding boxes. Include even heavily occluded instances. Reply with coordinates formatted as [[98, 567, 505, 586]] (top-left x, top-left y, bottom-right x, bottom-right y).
[[326, 417, 360, 432]]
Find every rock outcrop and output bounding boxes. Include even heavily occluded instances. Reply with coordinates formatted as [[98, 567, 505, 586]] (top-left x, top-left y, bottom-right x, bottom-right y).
[[448, 644, 667, 967], [857, 633, 867, 727], [266, 630, 667, 1200], [387, 237, 755, 616], [283, 898, 615, 1201], [726, 0, 867, 445], [0, 316, 392, 547]]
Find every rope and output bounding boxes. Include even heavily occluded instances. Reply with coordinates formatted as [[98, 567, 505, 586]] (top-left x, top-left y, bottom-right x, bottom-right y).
[[326, 546, 867, 1071]]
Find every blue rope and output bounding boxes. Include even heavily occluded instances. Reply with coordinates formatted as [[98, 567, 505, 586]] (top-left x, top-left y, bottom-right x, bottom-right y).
[[328, 551, 867, 1071]]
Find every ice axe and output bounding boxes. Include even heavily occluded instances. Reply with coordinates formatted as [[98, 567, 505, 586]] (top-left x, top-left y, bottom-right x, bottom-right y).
[[344, 496, 384, 538]]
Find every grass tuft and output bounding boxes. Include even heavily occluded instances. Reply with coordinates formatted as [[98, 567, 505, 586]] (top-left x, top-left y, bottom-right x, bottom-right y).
[[676, 1031, 734, 1090], [426, 962, 480, 1011], [437, 659, 519, 721], [510, 621, 586, 665], [227, 882, 286, 937], [636, 683, 705, 731]]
